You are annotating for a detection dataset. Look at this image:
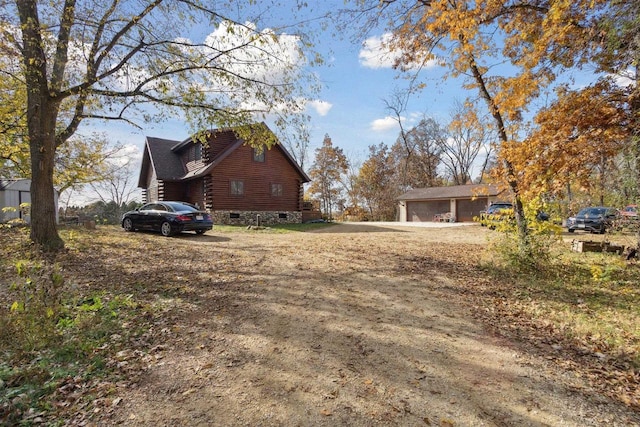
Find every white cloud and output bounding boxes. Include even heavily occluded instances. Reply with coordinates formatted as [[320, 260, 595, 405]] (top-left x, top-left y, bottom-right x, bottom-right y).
[[359, 33, 439, 70], [611, 69, 636, 88], [308, 100, 332, 116], [240, 97, 332, 121], [203, 21, 305, 84], [359, 34, 398, 69], [102, 20, 309, 118], [371, 116, 401, 132], [112, 144, 143, 167]]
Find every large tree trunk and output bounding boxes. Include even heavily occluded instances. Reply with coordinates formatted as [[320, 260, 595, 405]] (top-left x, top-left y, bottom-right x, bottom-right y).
[[29, 124, 64, 252], [18, 0, 64, 251], [27, 89, 63, 251]]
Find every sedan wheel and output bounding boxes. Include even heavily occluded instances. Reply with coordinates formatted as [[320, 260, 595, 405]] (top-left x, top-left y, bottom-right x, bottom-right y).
[[195, 229, 206, 235], [161, 221, 174, 237], [123, 218, 134, 232]]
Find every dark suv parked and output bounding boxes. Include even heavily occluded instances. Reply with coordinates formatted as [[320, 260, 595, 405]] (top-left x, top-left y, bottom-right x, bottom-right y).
[[566, 206, 618, 234]]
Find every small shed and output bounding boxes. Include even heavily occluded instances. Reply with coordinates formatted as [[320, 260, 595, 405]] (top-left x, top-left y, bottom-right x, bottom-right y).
[[397, 184, 505, 222], [0, 179, 59, 224]]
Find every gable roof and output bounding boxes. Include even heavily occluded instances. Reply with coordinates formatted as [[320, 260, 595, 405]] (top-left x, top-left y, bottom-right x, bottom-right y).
[[138, 124, 310, 188], [398, 184, 504, 201], [140, 137, 186, 183]]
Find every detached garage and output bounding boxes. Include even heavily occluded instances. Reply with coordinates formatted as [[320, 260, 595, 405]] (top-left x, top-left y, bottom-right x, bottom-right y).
[[398, 184, 505, 222]]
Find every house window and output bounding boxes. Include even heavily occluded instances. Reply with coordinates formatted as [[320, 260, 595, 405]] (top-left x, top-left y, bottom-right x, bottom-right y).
[[230, 180, 244, 196], [230, 213, 240, 219], [253, 147, 265, 162], [186, 144, 202, 162], [271, 183, 283, 197], [278, 213, 287, 219]]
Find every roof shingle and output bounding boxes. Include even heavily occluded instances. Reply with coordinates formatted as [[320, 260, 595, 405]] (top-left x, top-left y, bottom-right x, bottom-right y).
[[398, 184, 504, 201], [138, 124, 310, 188], [145, 137, 186, 180]]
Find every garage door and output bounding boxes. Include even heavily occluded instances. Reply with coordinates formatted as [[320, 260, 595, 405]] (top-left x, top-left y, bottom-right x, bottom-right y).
[[456, 198, 489, 222], [407, 200, 450, 222]]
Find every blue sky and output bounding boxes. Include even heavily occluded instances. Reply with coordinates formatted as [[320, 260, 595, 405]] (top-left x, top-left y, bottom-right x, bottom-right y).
[[75, 1, 466, 193], [70, 0, 603, 205]]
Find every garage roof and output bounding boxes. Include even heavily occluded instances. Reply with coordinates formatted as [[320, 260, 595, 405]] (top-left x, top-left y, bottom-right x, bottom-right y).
[[0, 179, 31, 192], [398, 184, 504, 201]]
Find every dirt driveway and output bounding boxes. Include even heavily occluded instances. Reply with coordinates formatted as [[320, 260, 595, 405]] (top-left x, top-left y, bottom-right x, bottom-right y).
[[100, 223, 638, 426]]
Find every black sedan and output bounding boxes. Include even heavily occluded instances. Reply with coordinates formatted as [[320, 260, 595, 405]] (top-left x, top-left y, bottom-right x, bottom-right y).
[[122, 201, 213, 236], [566, 206, 618, 234]]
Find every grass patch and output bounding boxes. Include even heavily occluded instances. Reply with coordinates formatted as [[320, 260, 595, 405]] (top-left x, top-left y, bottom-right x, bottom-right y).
[[481, 238, 640, 368], [0, 228, 152, 424], [268, 222, 337, 232], [213, 222, 336, 233], [0, 287, 146, 424]]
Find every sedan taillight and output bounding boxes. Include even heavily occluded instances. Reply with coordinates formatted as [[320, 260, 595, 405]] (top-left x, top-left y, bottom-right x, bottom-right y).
[[176, 215, 191, 221]]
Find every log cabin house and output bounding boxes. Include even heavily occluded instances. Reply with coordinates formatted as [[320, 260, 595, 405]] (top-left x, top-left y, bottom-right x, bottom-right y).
[[138, 123, 312, 225]]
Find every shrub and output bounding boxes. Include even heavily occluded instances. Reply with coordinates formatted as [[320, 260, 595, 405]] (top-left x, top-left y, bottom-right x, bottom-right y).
[[485, 198, 563, 272], [1, 261, 66, 353]]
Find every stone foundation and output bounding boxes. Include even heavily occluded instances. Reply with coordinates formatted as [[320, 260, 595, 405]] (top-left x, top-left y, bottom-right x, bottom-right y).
[[212, 210, 302, 226]]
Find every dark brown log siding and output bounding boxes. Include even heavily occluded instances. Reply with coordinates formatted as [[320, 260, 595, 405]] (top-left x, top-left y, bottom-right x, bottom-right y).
[[206, 131, 236, 160], [161, 181, 184, 201], [209, 144, 302, 211], [186, 178, 205, 208]]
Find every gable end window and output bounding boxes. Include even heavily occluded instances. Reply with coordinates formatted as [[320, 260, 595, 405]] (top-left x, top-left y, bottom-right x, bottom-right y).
[[186, 143, 202, 162], [271, 183, 283, 197], [230, 180, 244, 196], [253, 147, 265, 162]]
